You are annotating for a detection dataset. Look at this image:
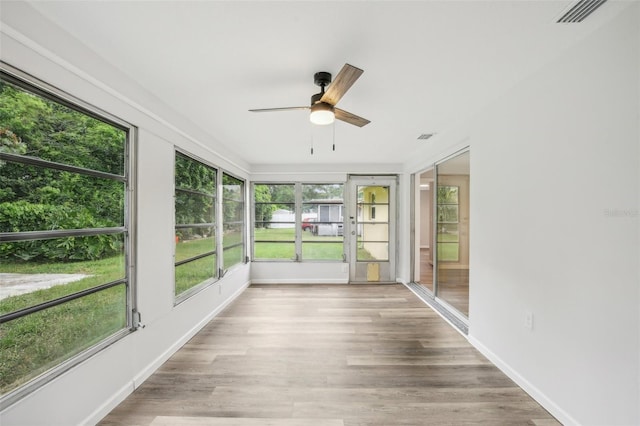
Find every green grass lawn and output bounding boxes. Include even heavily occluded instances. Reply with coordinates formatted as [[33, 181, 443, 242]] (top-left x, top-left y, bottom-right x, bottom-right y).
[[254, 227, 346, 260], [0, 256, 127, 394], [437, 232, 459, 261]]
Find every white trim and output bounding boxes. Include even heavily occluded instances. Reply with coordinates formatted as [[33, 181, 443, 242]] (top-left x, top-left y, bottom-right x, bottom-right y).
[[250, 278, 348, 284], [80, 280, 250, 426], [81, 381, 134, 426], [133, 281, 249, 388], [403, 283, 468, 339], [468, 335, 578, 426]]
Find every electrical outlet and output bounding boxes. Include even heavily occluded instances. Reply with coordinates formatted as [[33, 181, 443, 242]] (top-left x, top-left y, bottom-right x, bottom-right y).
[[524, 311, 534, 330]]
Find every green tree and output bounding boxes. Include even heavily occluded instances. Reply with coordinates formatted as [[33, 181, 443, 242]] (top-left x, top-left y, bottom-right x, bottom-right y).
[[0, 79, 126, 261], [253, 184, 274, 228]]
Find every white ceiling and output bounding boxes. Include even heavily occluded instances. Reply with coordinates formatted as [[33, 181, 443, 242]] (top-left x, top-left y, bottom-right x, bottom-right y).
[[24, 0, 630, 167]]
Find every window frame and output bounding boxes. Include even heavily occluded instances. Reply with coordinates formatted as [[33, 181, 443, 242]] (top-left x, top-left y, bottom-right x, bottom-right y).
[[173, 150, 218, 303], [173, 150, 247, 304], [221, 172, 246, 272], [252, 182, 297, 261], [0, 62, 137, 409], [252, 182, 345, 262]]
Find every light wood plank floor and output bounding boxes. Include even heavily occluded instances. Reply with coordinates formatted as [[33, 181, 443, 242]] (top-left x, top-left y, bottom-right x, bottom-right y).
[[99, 284, 559, 426]]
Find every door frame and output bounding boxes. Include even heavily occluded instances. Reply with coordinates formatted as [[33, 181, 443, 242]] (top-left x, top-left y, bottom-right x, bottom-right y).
[[346, 175, 398, 283]]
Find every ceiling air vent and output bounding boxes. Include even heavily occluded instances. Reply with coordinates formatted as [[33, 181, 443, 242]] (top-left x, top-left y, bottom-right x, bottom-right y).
[[557, 0, 607, 23], [417, 133, 434, 141]]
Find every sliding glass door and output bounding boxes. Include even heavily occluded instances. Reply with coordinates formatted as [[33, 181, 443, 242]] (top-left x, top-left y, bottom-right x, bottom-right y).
[[435, 151, 470, 317], [411, 151, 470, 320]]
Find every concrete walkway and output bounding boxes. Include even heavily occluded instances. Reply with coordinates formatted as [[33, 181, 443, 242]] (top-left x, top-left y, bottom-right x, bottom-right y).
[[0, 273, 88, 300]]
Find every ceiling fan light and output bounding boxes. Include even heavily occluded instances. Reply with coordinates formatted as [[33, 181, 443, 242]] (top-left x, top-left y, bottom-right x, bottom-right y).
[[310, 103, 335, 125]]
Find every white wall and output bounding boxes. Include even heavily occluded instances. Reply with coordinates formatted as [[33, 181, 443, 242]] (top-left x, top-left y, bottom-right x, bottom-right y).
[[406, 5, 639, 425], [0, 3, 251, 425], [1, 1, 639, 425]]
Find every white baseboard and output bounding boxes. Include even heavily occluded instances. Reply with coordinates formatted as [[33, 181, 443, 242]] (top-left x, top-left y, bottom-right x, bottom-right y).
[[467, 335, 578, 426], [83, 280, 250, 425], [250, 278, 348, 284], [83, 381, 134, 426], [133, 280, 250, 388]]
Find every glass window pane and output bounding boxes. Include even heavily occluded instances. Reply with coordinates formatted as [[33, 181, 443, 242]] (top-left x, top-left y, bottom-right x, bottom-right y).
[[357, 242, 388, 261], [0, 164, 125, 230], [223, 224, 243, 247], [302, 242, 343, 260], [223, 174, 243, 201], [175, 154, 215, 194], [359, 224, 389, 243], [175, 255, 216, 296], [302, 184, 343, 202], [437, 186, 459, 204], [0, 284, 126, 394], [437, 224, 459, 243], [0, 80, 126, 175], [255, 184, 294, 203], [174, 152, 217, 299], [435, 151, 470, 318], [175, 190, 214, 225], [357, 186, 389, 204], [223, 173, 244, 272], [302, 229, 343, 242], [437, 205, 458, 223], [1, 72, 132, 399], [301, 184, 344, 261], [254, 242, 295, 260], [253, 227, 295, 242], [437, 242, 459, 262], [358, 205, 389, 223], [0, 233, 126, 315], [223, 246, 243, 269], [175, 227, 215, 263], [223, 201, 244, 223]]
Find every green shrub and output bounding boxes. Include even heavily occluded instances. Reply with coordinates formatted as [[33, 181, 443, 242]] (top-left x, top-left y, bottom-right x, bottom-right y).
[[0, 200, 121, 261]]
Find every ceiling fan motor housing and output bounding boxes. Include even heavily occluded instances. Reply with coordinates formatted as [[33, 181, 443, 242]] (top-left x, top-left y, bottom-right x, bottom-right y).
[[314, 71, 332, 88]]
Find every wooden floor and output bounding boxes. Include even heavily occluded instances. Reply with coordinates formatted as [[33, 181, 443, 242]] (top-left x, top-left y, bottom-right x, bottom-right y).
[[99, 284, 559, 426], [419, 248, 470, 316]]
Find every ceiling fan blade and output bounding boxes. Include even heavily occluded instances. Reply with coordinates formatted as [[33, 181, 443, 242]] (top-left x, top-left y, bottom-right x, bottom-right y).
[[249, 106, 309, 112], [335, 108, 370, 127], [320, 63, 363, 106]]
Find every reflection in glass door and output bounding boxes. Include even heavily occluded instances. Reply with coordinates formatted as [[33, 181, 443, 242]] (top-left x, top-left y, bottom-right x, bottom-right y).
[[347, 176, 396, 283], [435, 151, 470, 317], [412, 169, 434, 292]]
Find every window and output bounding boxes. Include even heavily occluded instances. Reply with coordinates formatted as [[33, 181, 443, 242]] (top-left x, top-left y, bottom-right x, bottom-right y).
[[174, 152, 217, 299], [436, 185, 460, 262], [302, 184, 344, 260], [252, 183, 344, 261], [0, 67, 134, 404], [222, 173, 245, 270], [253, 184, 295, 260]]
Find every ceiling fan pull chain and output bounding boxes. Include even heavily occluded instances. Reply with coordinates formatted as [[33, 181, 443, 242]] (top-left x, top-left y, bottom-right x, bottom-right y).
[[310, 123, 315, 155], [332, 121, 336, 151]]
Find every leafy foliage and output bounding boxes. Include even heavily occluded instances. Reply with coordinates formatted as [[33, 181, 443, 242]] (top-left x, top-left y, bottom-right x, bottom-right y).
[[253, 184, 276, 228], [0, 79, 126, 262]]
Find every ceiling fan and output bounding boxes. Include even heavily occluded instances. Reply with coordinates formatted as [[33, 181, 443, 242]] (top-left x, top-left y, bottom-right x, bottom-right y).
[[249, 63, 370, 127]]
